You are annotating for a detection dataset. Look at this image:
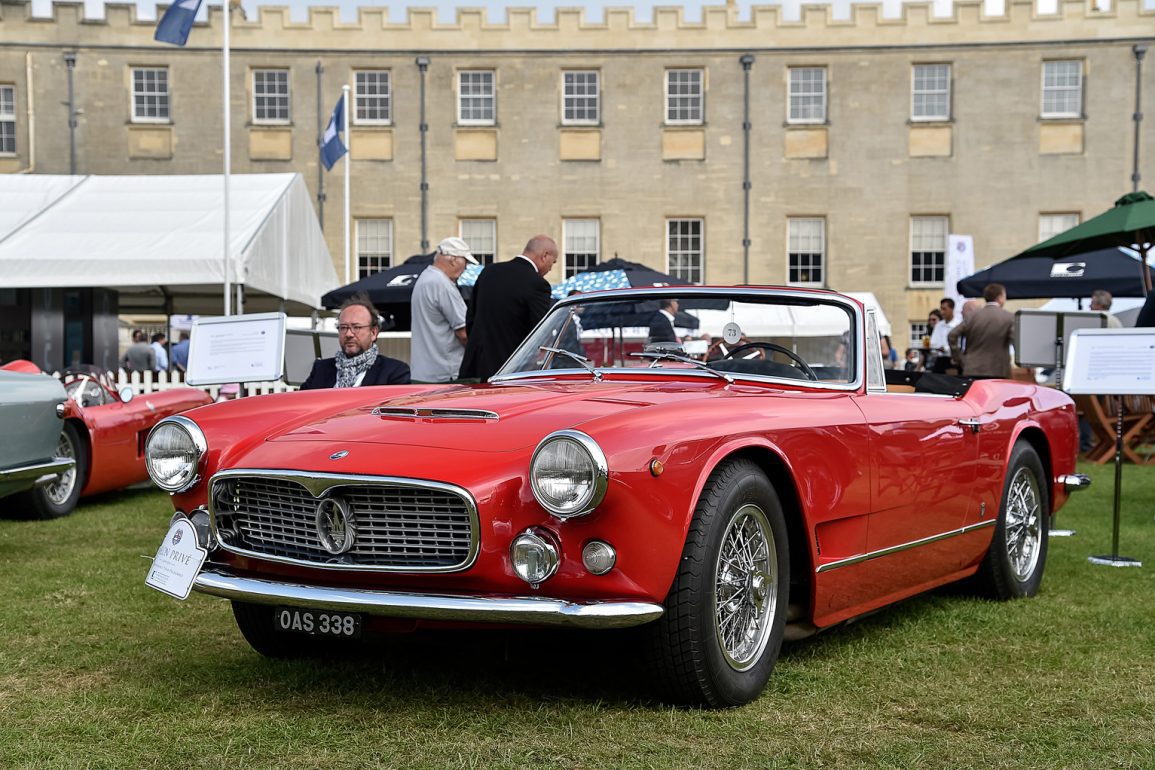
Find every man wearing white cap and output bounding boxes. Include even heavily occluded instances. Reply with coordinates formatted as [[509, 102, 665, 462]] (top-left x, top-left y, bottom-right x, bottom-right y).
[[409, 236, 479, 383]]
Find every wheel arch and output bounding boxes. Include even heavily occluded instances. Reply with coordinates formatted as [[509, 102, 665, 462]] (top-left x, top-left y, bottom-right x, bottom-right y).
[[64, 417, 93, 491], [1011, 424, 1054, 513]]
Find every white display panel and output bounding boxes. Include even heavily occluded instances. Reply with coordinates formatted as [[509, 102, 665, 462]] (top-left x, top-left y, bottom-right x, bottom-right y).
[[1063, 328, 1155, 395], [1014, 309, 1106, 368], [283, 328, 340, 387], [186, 312, 286, 386]]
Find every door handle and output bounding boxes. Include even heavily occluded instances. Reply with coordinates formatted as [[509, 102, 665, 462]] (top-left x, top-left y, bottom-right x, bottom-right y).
[[959, 418, 981, 434]]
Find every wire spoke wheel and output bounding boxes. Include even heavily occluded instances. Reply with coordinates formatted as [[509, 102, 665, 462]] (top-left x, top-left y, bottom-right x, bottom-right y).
[[46, 428, 78, 506], [713, 504, 777, 671], [1004, 466, 1041, 582]]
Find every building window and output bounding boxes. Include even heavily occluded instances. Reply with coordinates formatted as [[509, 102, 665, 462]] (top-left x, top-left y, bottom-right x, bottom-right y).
[[788, 67, 826, 124], [131, 67, 169, 123], [1042, 60, 1082, 118], [458, 71, 495, 125], [787, 218, 825, 286], [356, 219, 393, 277], [665, 69, 703, 125], [911, 64, 950, 121], [562, 71, 599, 125], [1039, 213, 1080, 243], [354, 70, 391, 125], [0, 85, 15, 155], [910, 216, 948, 285], [252, 69, 290, 124], [563, 220, 600, 278], [667, 218, 704, 284], [909, 322, 929, 349], [459, 219, 497, 265]]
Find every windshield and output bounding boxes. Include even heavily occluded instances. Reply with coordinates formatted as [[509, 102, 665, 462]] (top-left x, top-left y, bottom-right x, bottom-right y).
[[497, 291, 859, 386]]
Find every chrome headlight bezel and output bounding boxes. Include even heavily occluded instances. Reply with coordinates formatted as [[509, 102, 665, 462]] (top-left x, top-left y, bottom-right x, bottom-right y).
[[145, 415, 207, 493], [529, 429, 608, 519]]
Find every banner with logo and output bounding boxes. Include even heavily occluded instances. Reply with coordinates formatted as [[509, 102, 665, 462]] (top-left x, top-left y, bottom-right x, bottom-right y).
[[946, 235, 976, 307]]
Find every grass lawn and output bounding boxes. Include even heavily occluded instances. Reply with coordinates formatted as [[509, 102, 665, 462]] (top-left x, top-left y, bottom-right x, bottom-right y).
[[1, 461, 1153, 769]]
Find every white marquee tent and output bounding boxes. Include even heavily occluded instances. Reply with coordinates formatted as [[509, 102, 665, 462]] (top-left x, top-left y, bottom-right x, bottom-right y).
[[0, 173, 339, 314]]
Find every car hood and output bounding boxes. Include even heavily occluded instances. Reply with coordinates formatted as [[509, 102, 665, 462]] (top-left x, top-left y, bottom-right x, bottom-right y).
[[266, 380, 733, 452]]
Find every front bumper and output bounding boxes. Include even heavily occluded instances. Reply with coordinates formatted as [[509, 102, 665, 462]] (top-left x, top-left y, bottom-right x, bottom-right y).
[[193, 568, 665, 630]]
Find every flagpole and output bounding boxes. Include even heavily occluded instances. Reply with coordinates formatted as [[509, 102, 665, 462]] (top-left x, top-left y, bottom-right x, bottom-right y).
[[222, 0, 232, 315], [343, 83, 351, 285]]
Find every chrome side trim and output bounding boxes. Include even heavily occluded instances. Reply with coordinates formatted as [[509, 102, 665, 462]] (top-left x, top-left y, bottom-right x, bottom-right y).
[[815, 519, 997, 574], [1058, 473, 1091, 492], [192, 569, 664, 629], [372, 407, 499, 421], [0, 457, 74, 484], [208, 468, 481, 574]]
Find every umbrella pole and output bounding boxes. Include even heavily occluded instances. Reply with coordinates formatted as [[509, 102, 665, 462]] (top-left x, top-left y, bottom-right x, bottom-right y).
[[1088, 395, 1143, 568]]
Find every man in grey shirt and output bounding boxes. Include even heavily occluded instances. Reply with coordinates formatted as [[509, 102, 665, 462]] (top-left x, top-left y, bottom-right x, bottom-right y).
[[122, 329, 156, 373], [410, 236, 478, 383]]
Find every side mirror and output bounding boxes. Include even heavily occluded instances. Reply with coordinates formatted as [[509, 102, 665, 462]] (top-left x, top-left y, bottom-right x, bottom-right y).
[[119, 386, 135, 404]]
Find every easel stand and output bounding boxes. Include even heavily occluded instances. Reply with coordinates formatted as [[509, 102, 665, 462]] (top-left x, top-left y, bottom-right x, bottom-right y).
[[1088, 395, 1143, 568]]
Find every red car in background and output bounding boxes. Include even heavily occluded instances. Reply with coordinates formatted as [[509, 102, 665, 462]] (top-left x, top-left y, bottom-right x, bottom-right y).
[[2, 362, 212, 517], [143, 287, 1089, 707]]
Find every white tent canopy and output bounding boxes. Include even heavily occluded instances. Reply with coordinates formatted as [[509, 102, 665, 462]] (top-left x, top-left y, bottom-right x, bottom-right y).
[[0, 173, 339, 314]]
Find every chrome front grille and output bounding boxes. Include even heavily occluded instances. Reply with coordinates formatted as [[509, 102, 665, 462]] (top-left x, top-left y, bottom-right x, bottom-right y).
[[208, 470, 479, 572]]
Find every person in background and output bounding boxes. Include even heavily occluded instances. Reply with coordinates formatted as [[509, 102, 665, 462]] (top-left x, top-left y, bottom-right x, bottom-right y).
[[170, 331, 190, 373], [300, 295, 410, 389], [122, 329, 155, 373], [460, 234, 558, 382], [409, 236, 478, 383], [904, 347, 923, 372], [150, 332, 169, 372], [648, 298, 680, 344], [1090, 289, 1123, 328], [948, 283, 1014, 379], [928, 297, 961, 371]]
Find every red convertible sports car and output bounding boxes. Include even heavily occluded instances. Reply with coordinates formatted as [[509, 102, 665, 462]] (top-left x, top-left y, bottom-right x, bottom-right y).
[[145, 287, 1088, 707], [6, 365, 213, 517]]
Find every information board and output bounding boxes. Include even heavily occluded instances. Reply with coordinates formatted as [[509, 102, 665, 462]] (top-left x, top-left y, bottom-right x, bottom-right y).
[[1063, 328, 1155, 395], [1014, 309, 1107, 368], [186, 312, 286, 386]]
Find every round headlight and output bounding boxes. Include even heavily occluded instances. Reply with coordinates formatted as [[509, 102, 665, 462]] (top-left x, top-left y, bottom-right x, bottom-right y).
[[529, 430, 608, 519], [145, 416, 206, 493]]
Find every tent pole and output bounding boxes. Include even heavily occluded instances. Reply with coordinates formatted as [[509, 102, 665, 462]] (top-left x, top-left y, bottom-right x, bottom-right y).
[[343, 84, 351, 286], [222, 0, 232, 316], [1131, 44, 1146, 194]]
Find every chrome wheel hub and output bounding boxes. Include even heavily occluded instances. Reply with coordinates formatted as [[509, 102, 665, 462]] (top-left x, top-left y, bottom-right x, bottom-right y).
[[1005, 466, 1042, 581], [46, 430, 77, 506], [714, 504, 777, 671]]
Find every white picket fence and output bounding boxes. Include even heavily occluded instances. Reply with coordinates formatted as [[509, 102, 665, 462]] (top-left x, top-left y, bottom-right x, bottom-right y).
[[55, 369, 297, 400]]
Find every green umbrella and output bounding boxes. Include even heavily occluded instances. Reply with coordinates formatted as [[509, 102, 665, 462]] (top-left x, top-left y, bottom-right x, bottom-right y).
[[1016, 191, 1155, 293]]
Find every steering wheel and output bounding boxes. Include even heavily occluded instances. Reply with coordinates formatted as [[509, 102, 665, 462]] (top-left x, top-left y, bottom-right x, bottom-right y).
[[720, 342, 819, 381]]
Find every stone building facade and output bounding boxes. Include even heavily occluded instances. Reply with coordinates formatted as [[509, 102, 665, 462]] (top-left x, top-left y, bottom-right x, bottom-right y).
[[1, 0, 1150, 344]]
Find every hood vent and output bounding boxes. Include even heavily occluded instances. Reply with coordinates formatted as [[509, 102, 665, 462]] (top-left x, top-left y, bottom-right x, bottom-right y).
[[372, 407, 500, 421]]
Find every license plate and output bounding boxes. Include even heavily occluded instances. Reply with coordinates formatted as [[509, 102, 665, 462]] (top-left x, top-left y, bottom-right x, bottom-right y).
[[274, 607, 362, 638]]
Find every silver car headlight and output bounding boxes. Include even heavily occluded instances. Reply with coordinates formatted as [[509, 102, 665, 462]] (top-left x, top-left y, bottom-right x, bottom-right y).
[[529, 430, 608, 519], [145, 415, 207, 493]]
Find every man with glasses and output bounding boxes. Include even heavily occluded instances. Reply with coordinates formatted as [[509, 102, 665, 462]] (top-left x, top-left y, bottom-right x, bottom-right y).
[[460, 234, 558, 382], [410, 236, 479, 383], [301, 295, 410, 389]]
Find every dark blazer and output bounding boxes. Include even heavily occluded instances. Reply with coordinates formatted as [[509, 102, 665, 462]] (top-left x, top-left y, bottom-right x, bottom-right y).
[[648, 311, 678, 343], [460, 257, 553, 381], [299, 356, 411, 390], [948, 304, 1014, 378]]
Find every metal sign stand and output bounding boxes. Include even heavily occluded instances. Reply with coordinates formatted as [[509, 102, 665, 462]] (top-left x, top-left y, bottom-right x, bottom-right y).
[[1087, 394, 1143, 567]]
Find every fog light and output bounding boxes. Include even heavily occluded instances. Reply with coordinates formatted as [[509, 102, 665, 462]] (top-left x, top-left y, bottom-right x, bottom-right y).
[[510, 530, 560, 587], [582, 540, 616, 575]]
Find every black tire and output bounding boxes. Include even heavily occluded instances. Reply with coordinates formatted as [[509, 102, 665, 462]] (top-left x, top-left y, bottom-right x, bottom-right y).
[[231, 601, 359, 659], [17, 421, 86, 520], [973, 442, 1049, 600], [647, 458, 790, 708]]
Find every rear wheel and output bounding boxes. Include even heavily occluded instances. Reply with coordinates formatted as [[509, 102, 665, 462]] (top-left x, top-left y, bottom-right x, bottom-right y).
[[18, 421, 86, 520], [648, 458, 789, 707], [973, 442, 1049, 600]]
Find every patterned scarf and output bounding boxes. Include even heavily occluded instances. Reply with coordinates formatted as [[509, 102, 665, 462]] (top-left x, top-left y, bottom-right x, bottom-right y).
[[334, 345, 378, 388]]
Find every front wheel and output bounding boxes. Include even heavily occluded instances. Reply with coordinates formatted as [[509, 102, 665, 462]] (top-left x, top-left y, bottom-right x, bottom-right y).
[[973, 442, 1049, 600], [648, 458, 789, 707], [18, 421, 86, 519]]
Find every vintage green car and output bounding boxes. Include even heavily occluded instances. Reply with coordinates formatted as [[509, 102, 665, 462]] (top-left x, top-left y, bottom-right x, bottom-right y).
[[0, 367, 76, 518]]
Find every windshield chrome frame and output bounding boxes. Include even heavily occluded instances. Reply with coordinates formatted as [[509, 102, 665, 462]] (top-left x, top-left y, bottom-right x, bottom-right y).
[[490, 286, 866, 392]]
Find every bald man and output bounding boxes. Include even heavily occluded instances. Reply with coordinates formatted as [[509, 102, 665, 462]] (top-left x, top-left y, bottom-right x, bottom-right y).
[[459, 234, 559, 381]]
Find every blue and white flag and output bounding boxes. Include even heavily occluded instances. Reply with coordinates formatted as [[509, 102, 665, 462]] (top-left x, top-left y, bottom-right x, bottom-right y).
[[320, 96, 347, 171], [154, 0, 204, 47]]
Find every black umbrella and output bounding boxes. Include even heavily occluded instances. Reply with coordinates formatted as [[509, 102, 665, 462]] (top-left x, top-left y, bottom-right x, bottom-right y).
[[957, 247, 1155, 299], [321, 253, 476, 331]]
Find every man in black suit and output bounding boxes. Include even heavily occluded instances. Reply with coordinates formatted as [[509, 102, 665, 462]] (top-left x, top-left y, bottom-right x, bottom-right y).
[[459, 234, 558, 381], [648, 298, 680, 344], [301, 296, 410, 389]]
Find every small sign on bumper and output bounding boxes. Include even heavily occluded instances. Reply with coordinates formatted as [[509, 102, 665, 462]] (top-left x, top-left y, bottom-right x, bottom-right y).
[[145, 518, 207, 600]]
